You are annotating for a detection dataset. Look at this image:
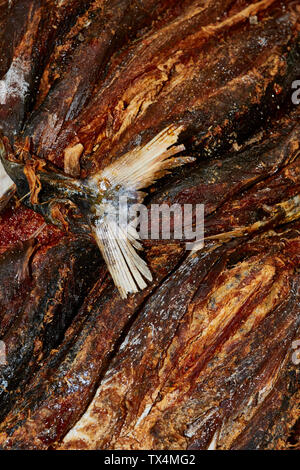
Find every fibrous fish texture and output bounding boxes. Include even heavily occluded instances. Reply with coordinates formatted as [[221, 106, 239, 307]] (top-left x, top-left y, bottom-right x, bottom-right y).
[[0, 0, 299, 451], [1, 124, 193, 297]]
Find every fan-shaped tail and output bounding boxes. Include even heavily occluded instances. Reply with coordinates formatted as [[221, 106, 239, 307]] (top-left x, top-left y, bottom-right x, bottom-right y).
[[90, 125, 194, 298]]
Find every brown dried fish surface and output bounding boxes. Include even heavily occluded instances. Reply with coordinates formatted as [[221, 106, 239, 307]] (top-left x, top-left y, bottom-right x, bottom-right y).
[[0, 0, 299, 450]]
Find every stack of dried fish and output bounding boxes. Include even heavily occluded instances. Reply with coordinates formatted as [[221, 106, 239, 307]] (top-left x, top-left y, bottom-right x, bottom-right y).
[[0, 0, 299, 450]]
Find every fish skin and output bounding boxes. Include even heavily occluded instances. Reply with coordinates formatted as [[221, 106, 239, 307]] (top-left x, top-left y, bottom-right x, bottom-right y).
[[0, 0, 299, 450], [0, 110, 299, 448]]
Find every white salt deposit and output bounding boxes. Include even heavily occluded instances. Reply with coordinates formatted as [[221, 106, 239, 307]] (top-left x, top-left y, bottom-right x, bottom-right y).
[[0, 159, 13, 198], [0, 57, 29, 105]]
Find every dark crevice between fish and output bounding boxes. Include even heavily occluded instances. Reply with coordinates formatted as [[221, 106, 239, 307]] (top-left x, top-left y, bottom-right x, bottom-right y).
[[0, 236, 102, 422]]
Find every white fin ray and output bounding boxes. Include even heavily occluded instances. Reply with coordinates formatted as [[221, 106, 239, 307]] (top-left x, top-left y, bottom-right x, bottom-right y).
[[93, 217, 152, 299], [95, 124, 194, 190], [90, 124, 193, 298], [126, 222, 143, 250]]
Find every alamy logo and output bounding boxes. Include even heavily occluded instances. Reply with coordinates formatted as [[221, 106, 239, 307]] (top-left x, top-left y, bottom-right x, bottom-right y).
[[291, 340, 300, 365], [98, 196, 205, 251], [0, 341, 7, 366], [292, 80, 300, 105]]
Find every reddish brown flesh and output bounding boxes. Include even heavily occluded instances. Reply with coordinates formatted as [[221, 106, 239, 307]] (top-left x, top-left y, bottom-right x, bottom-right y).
[[0, 0, 299, 450]]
